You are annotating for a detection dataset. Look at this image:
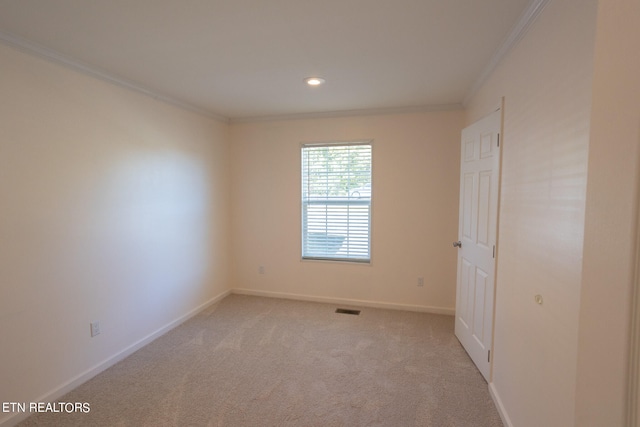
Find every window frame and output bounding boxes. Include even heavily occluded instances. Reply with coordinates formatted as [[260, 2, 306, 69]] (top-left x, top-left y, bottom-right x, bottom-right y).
[[300, 140, 373, 264]]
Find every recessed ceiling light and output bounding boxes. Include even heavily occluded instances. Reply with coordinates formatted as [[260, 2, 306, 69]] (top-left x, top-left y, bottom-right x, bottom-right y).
[[304, 77, 326, 86]]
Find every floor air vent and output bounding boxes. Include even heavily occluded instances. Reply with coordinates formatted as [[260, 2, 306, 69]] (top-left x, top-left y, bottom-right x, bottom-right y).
[[335, 308, 361, 315]]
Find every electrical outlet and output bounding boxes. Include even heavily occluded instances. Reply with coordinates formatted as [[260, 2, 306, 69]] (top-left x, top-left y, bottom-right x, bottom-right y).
[[90, 321, 100, 337], [259, 266, 265, 274], [417, 277, 424, 287]]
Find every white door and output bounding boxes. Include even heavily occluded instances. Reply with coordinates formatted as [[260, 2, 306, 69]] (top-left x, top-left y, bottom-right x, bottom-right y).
[[454, 109, 501, 382]]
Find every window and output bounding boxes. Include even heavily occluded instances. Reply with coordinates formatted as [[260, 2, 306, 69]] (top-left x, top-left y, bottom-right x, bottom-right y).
[[301, 141, 372, 262]]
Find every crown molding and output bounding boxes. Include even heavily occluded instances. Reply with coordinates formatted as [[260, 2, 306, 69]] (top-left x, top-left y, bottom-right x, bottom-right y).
[[229, 103, 463, 124], [462, 0, 551, 106], [0, 31, 229, 123]]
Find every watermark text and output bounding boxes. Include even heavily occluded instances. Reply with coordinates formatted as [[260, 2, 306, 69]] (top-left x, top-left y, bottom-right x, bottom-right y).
[[2, 402, 90, 413]]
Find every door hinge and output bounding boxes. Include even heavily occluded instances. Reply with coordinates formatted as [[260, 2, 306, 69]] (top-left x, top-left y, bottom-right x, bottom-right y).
[[497, 134, 500, 147], [488, 350, 491, 363], [493, 245, 495, 258]]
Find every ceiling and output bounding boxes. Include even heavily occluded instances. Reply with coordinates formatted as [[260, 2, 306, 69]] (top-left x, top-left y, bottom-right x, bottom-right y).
[[0, 0, 533, 121]]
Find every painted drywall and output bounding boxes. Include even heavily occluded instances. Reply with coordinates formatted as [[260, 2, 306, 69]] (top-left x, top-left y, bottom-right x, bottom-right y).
[[0, 43, 230, 425], [229, 111, 463, 313], [464, 0, 598, 425], [576, 0, 640, 424]]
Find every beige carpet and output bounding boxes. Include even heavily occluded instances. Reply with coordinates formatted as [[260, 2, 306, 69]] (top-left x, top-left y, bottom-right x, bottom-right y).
[[19, 294, 503, 426]]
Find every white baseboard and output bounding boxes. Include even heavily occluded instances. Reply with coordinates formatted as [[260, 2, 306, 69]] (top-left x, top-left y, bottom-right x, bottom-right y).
[[0, 289, 231, 427], [231, 288, 455, 315], [489, 382, 513, 427]]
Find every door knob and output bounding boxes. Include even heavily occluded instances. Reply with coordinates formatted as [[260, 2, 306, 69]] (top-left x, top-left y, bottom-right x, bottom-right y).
[[453, 241, 462, 248]]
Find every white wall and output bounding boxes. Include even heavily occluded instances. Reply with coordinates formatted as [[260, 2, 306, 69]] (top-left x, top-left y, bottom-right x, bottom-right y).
[[0, 43, 231, 425], [464, 0, 598, 425], [230, 111, 463, 313], [576, 0, 640, 424]]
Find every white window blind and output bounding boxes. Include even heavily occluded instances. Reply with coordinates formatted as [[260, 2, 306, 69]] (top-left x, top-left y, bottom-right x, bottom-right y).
[[301, 142, 372, 262]]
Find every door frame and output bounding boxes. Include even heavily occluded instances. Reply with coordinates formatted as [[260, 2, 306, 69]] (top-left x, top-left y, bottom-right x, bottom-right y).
[[489, 98, 505, 381], [628, 167, 640, 426]]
